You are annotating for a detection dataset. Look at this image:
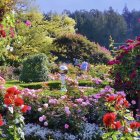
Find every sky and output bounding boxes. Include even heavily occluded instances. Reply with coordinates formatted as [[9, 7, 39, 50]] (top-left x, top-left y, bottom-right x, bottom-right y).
[[35, 0, 140, 13]]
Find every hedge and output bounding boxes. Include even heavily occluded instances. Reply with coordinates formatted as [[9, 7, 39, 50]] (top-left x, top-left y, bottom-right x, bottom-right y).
[[19, 80, 109, 90]]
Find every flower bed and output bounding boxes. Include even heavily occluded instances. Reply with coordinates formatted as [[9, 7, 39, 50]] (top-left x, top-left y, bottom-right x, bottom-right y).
[[0, 77, 140, 139]]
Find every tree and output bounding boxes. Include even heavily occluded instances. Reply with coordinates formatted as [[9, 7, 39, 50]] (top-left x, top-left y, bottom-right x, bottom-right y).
[[51, 33, 112, 64], [44, 13, 76, 37], [70, 8, 127, 48]]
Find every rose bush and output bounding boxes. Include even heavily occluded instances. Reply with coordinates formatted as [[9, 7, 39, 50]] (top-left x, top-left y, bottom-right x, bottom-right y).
[[108, 37, 140, 118], [0, 77, 30, 140]]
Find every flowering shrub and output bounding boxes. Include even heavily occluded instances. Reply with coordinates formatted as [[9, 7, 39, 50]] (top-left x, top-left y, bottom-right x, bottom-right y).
[[108, 37, 140, 117], [0, 77, 30, 139], [109, 38, 140, 96]]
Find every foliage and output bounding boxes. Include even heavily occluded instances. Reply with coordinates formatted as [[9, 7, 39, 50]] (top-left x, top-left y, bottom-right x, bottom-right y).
[[52, 33, 112, 64], [89, 64, 111, 79], [20, 53, 49, 82], [44, 14, 76, 37], [6, 12, 76, 65]]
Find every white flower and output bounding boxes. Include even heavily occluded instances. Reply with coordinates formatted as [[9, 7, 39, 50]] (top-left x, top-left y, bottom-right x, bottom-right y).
[[38, 108, 42, 112], [43, 103, 48, 109], [44, 121, 48, 126], [8, 107, 13, 114]]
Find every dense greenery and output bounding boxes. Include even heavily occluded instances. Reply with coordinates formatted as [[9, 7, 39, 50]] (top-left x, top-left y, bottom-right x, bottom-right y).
[[20, 53, 49, 82], [52, 33, 112, 64]]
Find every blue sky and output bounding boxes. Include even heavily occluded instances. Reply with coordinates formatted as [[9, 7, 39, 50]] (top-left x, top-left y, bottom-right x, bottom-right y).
[[35, 0, 140, 13]]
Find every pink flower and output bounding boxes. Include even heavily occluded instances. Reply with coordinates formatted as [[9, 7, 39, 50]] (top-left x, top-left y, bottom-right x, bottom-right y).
[[61, 95, 67, 100], [73, 104, 78, 107], [131, 100, 136, 105], [64, 124, 69, 129], [25, 20, 31, 27], [42, 115, 46, 120], [0, 85, 5, 90], [75, 98, 83, 103], [81, 102, 88, 107], [49, 99, 58, 105], [39, 117, 44, 122], [27, 106, 32, 111], [64, 107, 71, 116]]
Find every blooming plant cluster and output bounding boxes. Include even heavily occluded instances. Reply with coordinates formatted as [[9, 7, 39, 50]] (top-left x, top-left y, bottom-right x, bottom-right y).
[[108, 37, 140, 97], [102, 92, 140, 139], [0, 77, 30, 140]]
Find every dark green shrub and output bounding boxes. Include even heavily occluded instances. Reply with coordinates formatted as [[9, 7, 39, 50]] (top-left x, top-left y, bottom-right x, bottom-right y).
[[19, 53, 49, 82], [47, 81, 61, 90], [19, 82, 43, 89]]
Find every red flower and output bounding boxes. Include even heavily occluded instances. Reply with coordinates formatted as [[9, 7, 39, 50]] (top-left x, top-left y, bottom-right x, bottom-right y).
[[0, 114, 3, 126], [21, 105, 28, 113], [126, 39, 134, 44], [130, 122, 140, 129], [14, 97, 24, 106], [4, 98, 13, 106], [7, 86, 17, 94], [130, 70, 137, 79], [106, 95, 116, 102], [114, 121, 122, 130], [0, 30, 6, 38], [103, 113, 116, 127], [4, 92, 14, 99], [108, 60, 121, 65]]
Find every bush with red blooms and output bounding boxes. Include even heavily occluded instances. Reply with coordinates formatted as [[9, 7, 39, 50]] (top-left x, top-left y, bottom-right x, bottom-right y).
[[0, 83, 30, 139], [108, 37, 140, 117], [102, 93, 140, 139], [108, 37, 140, 97]]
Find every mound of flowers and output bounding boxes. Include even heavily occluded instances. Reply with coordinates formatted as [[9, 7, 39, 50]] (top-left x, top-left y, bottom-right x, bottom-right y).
[[0, 77, 140, 139], [22, 85, 140, 139]]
